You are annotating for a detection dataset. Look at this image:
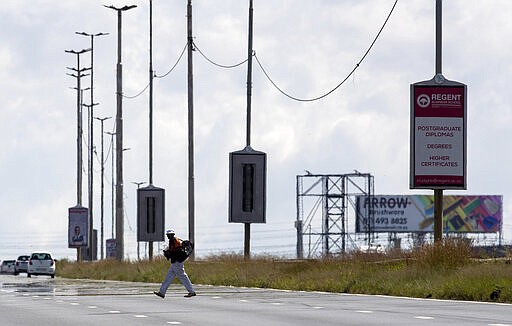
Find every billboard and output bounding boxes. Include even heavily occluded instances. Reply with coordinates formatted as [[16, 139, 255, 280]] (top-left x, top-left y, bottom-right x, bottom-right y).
[[106, 238, 116, 259], [229, 147, 267, 224], [68, 206, 88, 248], [410, 77, 467, 189], [356, 195, 502, 233], [137, 186, 165, 242]]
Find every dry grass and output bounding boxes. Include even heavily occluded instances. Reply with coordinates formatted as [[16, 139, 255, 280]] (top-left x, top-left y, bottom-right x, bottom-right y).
[[56, 239, 512, 303]]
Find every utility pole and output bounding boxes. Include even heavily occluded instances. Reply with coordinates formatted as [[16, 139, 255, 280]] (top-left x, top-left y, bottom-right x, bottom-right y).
[[105, 4, 137, 261], [132, 181, 145, 260], [95, 117, 111, 259], [76, 31, 109, 261], [106, 131, 116, 240], [149, 0, 154, 187], [148, 0, 155, 260], [244, 0, 254, 259], [187, 0, 196, 260], [434, 0, 443, 243]]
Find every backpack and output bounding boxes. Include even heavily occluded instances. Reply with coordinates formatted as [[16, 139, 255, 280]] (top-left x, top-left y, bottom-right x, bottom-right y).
[[163, 239, 194, 262], [181, 240, 194, 258]]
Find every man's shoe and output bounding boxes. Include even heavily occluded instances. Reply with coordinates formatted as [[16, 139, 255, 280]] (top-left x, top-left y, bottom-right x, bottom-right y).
[[184, 292, 196, 298], [154, 291, 165, 298]]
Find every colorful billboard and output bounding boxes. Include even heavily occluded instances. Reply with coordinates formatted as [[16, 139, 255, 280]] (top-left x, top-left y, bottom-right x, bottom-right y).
[[356, 195, 502, 233]]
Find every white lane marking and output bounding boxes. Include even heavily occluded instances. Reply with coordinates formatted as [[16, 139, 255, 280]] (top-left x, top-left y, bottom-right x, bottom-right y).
[[240, 299, 249, 302], [167, 322, 182, 325], [88, 306, 97, 309], [70, 302, 80, 306], [489, 324, 512, 326], [312, 306, 324, 309], [212, 296, 221, 299], [415, 316, 434, 320], [356, 310, 374, 314], [43, 297, 51, 300], [109, 310, 121, 314], [270, 302, 282, 305], [134, 315, 147, 318]]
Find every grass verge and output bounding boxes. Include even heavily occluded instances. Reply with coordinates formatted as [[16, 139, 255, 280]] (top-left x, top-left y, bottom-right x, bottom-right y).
[[56, 239, 512, 303]]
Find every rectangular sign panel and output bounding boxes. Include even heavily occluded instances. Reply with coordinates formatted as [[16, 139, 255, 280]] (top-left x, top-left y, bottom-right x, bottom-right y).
[[68, 206, 88, 248], [137, 186, 165, 242], [410, 78, 467, 189], [356, 195, 502, 233], [229, 148, 267, 224], [106, 238, 116, 259]]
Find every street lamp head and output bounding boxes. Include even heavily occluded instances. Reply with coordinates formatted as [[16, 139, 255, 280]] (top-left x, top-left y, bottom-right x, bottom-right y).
[[76, 31, 110, 37], [94, 116, 112, 122], [65, 48, 92, 55], [104, 4, 137, 11], [121, 5, 137, 10]]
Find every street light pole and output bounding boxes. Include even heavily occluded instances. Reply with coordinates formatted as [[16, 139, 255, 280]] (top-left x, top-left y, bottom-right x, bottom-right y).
[[105, 4, 137, 261], [76, 31, 109, 260], [95, 117, 111, 259], [82, 102, 97, 259], [65, 48, 91, 207], [66, 47, 91, 262]]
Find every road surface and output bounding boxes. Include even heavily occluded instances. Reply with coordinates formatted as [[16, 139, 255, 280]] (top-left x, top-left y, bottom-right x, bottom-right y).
[[0, 274, 511, 325]]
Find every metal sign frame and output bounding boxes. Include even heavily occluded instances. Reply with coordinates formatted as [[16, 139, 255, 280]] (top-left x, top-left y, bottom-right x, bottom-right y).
[[137, 185, 165, 242], [68, 206, 89, 248], [410, 75, 467, 189], [229, 147, 267, 224]]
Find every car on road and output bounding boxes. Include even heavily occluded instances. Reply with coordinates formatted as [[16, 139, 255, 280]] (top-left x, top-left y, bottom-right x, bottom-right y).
[[27, 252, 56, 278], [14, 255, 30, 275], [1, 260, 16, 274]]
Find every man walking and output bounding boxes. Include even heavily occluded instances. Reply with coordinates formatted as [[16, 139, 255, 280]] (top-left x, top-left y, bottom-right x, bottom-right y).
[[154, 229, 196, 298]]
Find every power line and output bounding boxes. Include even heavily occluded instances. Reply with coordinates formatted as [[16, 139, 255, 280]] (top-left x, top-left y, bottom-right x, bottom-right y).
[[254, 0, 398, 102], [121, 43, 188, 99], [154, 42, 188, 78], [121, 1, 397, 102], [122, 83, 150, 99], [193, 41, 248, 68]]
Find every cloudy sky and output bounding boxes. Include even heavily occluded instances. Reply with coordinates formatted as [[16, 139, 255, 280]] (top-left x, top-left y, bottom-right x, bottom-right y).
[[1, 0, 511, 260]]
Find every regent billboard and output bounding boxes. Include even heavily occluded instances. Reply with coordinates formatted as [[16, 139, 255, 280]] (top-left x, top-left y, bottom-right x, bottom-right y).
[[356, 195, 502, 233], [410, 77, 467, 189]]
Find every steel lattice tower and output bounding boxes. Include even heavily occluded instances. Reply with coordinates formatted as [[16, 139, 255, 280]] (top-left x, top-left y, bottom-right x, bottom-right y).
[[296, 172, 374, 258]]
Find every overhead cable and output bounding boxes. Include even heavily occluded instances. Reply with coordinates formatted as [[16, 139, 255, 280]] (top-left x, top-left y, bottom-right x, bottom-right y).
[[254, 0, 398, 102], [154, 42, 188, 78], [193, 41, 248, 68], [122, 83, 150, 99], [122, 43, 188, 99]]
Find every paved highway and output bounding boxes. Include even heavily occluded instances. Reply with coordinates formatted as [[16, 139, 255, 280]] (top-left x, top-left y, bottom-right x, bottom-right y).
[[1, 274, 511, 325]]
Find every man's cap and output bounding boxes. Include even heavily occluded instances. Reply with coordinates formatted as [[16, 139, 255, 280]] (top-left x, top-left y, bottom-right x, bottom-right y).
[[166, 229, 175, 235]]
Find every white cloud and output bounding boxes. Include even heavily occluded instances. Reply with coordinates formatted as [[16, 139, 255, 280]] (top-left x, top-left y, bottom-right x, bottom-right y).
[[1, 0, 511, 260]]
